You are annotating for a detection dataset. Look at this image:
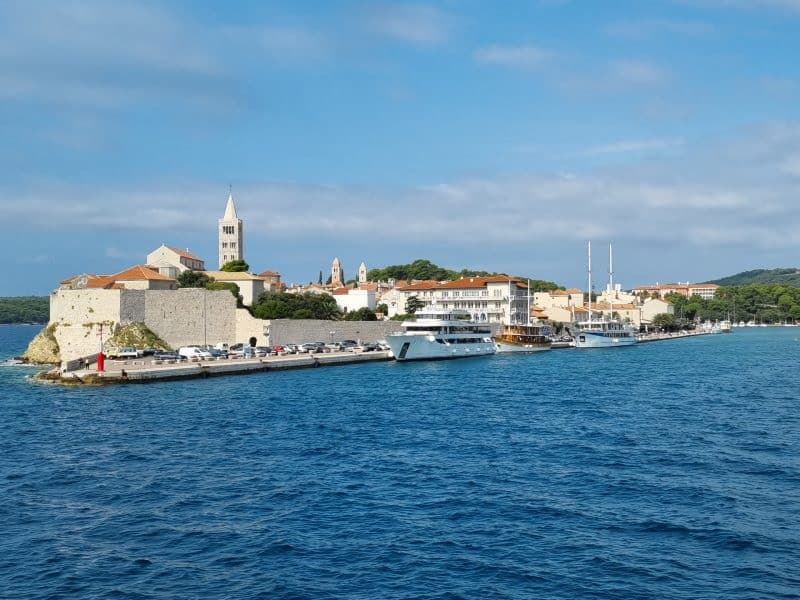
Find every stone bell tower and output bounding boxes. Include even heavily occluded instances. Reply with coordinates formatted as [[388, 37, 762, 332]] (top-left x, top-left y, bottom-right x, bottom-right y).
[[218, 189, 244, 269]]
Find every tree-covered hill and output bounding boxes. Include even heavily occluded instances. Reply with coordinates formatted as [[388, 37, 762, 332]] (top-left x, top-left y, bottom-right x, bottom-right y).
[[711, 268, 800, 286], [367, 259, 562, 292], [0, 296, 49, 324]]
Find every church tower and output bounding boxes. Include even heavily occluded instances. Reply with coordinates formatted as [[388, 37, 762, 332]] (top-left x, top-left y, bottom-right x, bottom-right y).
[[358, 261, 367, 284], [331, 257, 343, 287], [218, 190, 244, 269]]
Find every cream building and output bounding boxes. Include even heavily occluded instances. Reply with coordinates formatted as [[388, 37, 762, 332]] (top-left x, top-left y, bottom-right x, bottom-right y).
[[146, 244, 205, 277], [331, 257, 343, 287], [640, 298, 675, 325], [358, 262, 368, 284]]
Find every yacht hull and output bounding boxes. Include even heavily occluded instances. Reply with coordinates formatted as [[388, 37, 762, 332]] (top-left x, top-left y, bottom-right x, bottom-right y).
[[386, 335, 496, 361], [573, 331, 637, 348]]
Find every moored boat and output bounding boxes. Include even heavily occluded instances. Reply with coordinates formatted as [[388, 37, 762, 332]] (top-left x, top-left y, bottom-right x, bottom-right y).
[[386, 308, 496, 361], [572, 242, 637, 349], [494, 323, 552, 353]]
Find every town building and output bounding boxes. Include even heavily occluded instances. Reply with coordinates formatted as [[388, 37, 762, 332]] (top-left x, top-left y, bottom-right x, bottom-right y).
[[632, 282, 719, 299], [147, 245, 205, 277], [399, 276, 530, 324]]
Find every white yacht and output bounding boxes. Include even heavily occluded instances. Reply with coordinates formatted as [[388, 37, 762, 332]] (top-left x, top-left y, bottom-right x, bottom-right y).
[[386, 308, 496, 361], [572, 242, 637, 349]]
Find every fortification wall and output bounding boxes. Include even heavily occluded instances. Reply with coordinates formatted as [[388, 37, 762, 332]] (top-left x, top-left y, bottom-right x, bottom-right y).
[[235, 309, 269, 346], [142, 289, 236, 349], [264, 319, 403, 346], [49, 289, 124, 362]]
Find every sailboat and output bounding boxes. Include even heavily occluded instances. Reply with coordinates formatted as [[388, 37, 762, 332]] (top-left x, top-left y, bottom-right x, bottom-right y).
[[571, 242, 637, 349], [494, 279, 552, 353]]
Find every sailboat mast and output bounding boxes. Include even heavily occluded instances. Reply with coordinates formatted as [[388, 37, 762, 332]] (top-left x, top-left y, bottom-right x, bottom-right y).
[[587, 241, 592, 324], [527, 279, 531, 326], [609, 243, 614, 320]]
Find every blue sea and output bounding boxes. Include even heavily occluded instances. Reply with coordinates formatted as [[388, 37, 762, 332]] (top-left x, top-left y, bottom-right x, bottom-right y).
[[1, 324, 798, 599]]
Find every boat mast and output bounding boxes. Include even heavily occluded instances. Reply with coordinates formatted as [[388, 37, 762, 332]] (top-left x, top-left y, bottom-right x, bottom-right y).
[[587, 241, 592, 325], [609, 243, 614, 322], [527, 279, 531, 326]]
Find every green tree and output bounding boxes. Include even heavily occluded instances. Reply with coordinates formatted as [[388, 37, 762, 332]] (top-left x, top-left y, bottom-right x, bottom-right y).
[[405, 295, 425, 314], [375, 303, 389, 315], [177, 270, 211, 288], [220, 259, 249, 272], [205, 281, 241, 303], [344, 307, 378, 321], [652, 313, 676, 329], [251, 291, 342, 320]]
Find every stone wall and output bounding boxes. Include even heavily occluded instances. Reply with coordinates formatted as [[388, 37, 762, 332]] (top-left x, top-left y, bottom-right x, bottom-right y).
[[50, 288, 126, 362], [235, 309, 269, 347], [142, 289, 236, 348], [264, 319, 403, 346]]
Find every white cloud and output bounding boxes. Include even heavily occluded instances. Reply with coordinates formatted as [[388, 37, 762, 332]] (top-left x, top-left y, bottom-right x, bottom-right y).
[[362, 3, 453, 45], [474, 45, 553, 70], [610, 60, 670, 86]]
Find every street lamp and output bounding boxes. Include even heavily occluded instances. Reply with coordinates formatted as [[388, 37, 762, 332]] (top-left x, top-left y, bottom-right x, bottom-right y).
[[329, 331, 335, 344]]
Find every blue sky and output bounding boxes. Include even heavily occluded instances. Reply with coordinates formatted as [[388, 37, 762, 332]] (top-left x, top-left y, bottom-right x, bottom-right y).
[[3, 0, 800, 295]]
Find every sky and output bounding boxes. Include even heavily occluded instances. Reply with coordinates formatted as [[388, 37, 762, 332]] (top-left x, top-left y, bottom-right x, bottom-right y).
[[3, 0, 800, 295]]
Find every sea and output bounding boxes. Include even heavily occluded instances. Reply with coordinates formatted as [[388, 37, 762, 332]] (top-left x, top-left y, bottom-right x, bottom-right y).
[[1, 324, 798, 599]]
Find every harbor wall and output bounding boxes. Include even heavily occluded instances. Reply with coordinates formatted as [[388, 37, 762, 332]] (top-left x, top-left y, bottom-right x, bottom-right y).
[[263, 319, 403, 345], [142, 289, 236, 349]]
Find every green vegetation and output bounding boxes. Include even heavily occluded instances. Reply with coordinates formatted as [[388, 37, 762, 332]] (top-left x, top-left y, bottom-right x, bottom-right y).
[[177, 270, 242, 303], [666, 283, 800, 323], [177, 270, 211, 288], [710, 268, 800, 287], [366, 258, 562, 291], [405, 295, 425, 314], [343, 307, 377, 321], [0, 296, 49, 324], [251, 291, 342, 320], [106, 322, 169, 352], [220, 259, 250, 272]]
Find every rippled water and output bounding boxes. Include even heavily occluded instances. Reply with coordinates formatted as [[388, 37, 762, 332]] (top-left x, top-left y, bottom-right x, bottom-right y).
[[1, 324, 799, 599]]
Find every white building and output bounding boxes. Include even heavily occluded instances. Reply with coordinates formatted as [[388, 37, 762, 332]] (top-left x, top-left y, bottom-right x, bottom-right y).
[[640, 298, 675, 325], [399, 276, 530, 324], [333, 288, 376, 314]]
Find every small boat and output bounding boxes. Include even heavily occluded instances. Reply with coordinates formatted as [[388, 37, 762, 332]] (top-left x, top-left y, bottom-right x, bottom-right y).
[[494, 323, 552, 353], [719, 320, 732, 333], [386, 308, 496, 361]]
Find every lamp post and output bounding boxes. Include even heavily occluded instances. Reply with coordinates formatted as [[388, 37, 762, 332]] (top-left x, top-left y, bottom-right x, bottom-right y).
[[329, 331, 335, 344]]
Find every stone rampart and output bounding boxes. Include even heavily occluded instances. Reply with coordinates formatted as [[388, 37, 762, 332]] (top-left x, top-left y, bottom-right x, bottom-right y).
[[264, 319, 403, 345], [142, 289, 235, 348]]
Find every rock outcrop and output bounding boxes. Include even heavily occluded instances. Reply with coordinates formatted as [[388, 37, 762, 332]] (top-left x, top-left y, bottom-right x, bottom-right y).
[[22, 324, 61, 364]]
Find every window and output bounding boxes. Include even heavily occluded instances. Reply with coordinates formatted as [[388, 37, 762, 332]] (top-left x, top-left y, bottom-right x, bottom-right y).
[[222, 242, 228, 248], [230, 242, 236, 249]]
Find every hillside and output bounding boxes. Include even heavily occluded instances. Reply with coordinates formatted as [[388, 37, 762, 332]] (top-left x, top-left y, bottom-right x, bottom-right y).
[[0, 296, 49, 324], [710, 268, 800, 287]]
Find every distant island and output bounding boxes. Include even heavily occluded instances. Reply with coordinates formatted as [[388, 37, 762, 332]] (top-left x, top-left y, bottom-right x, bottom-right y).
[[0, 296, 49, 324]]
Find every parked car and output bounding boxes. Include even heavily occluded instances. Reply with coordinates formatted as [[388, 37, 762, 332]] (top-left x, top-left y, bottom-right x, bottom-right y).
[[207, 347, 228, 358], [111, 347, 140, 359], [282, 344, 298, 354], [153, 350, 180, 361], [178, 346, 212, 360], [254, 346, 271, 357]]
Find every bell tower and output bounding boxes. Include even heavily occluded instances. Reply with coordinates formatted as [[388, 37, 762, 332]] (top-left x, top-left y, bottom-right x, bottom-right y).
[[218, 189, 243, 269]]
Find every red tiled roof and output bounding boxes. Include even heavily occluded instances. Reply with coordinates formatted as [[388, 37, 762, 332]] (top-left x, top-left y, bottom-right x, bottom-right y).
[[258, 269, 280, 277], [113, 265, 175, 281]]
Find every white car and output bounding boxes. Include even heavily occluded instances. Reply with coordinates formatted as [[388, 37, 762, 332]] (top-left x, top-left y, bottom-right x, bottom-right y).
[[178, 346, 212, 360]]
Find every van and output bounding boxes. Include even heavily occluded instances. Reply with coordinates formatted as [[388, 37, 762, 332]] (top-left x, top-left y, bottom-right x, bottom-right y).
[[178, 346, 212, 360]]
